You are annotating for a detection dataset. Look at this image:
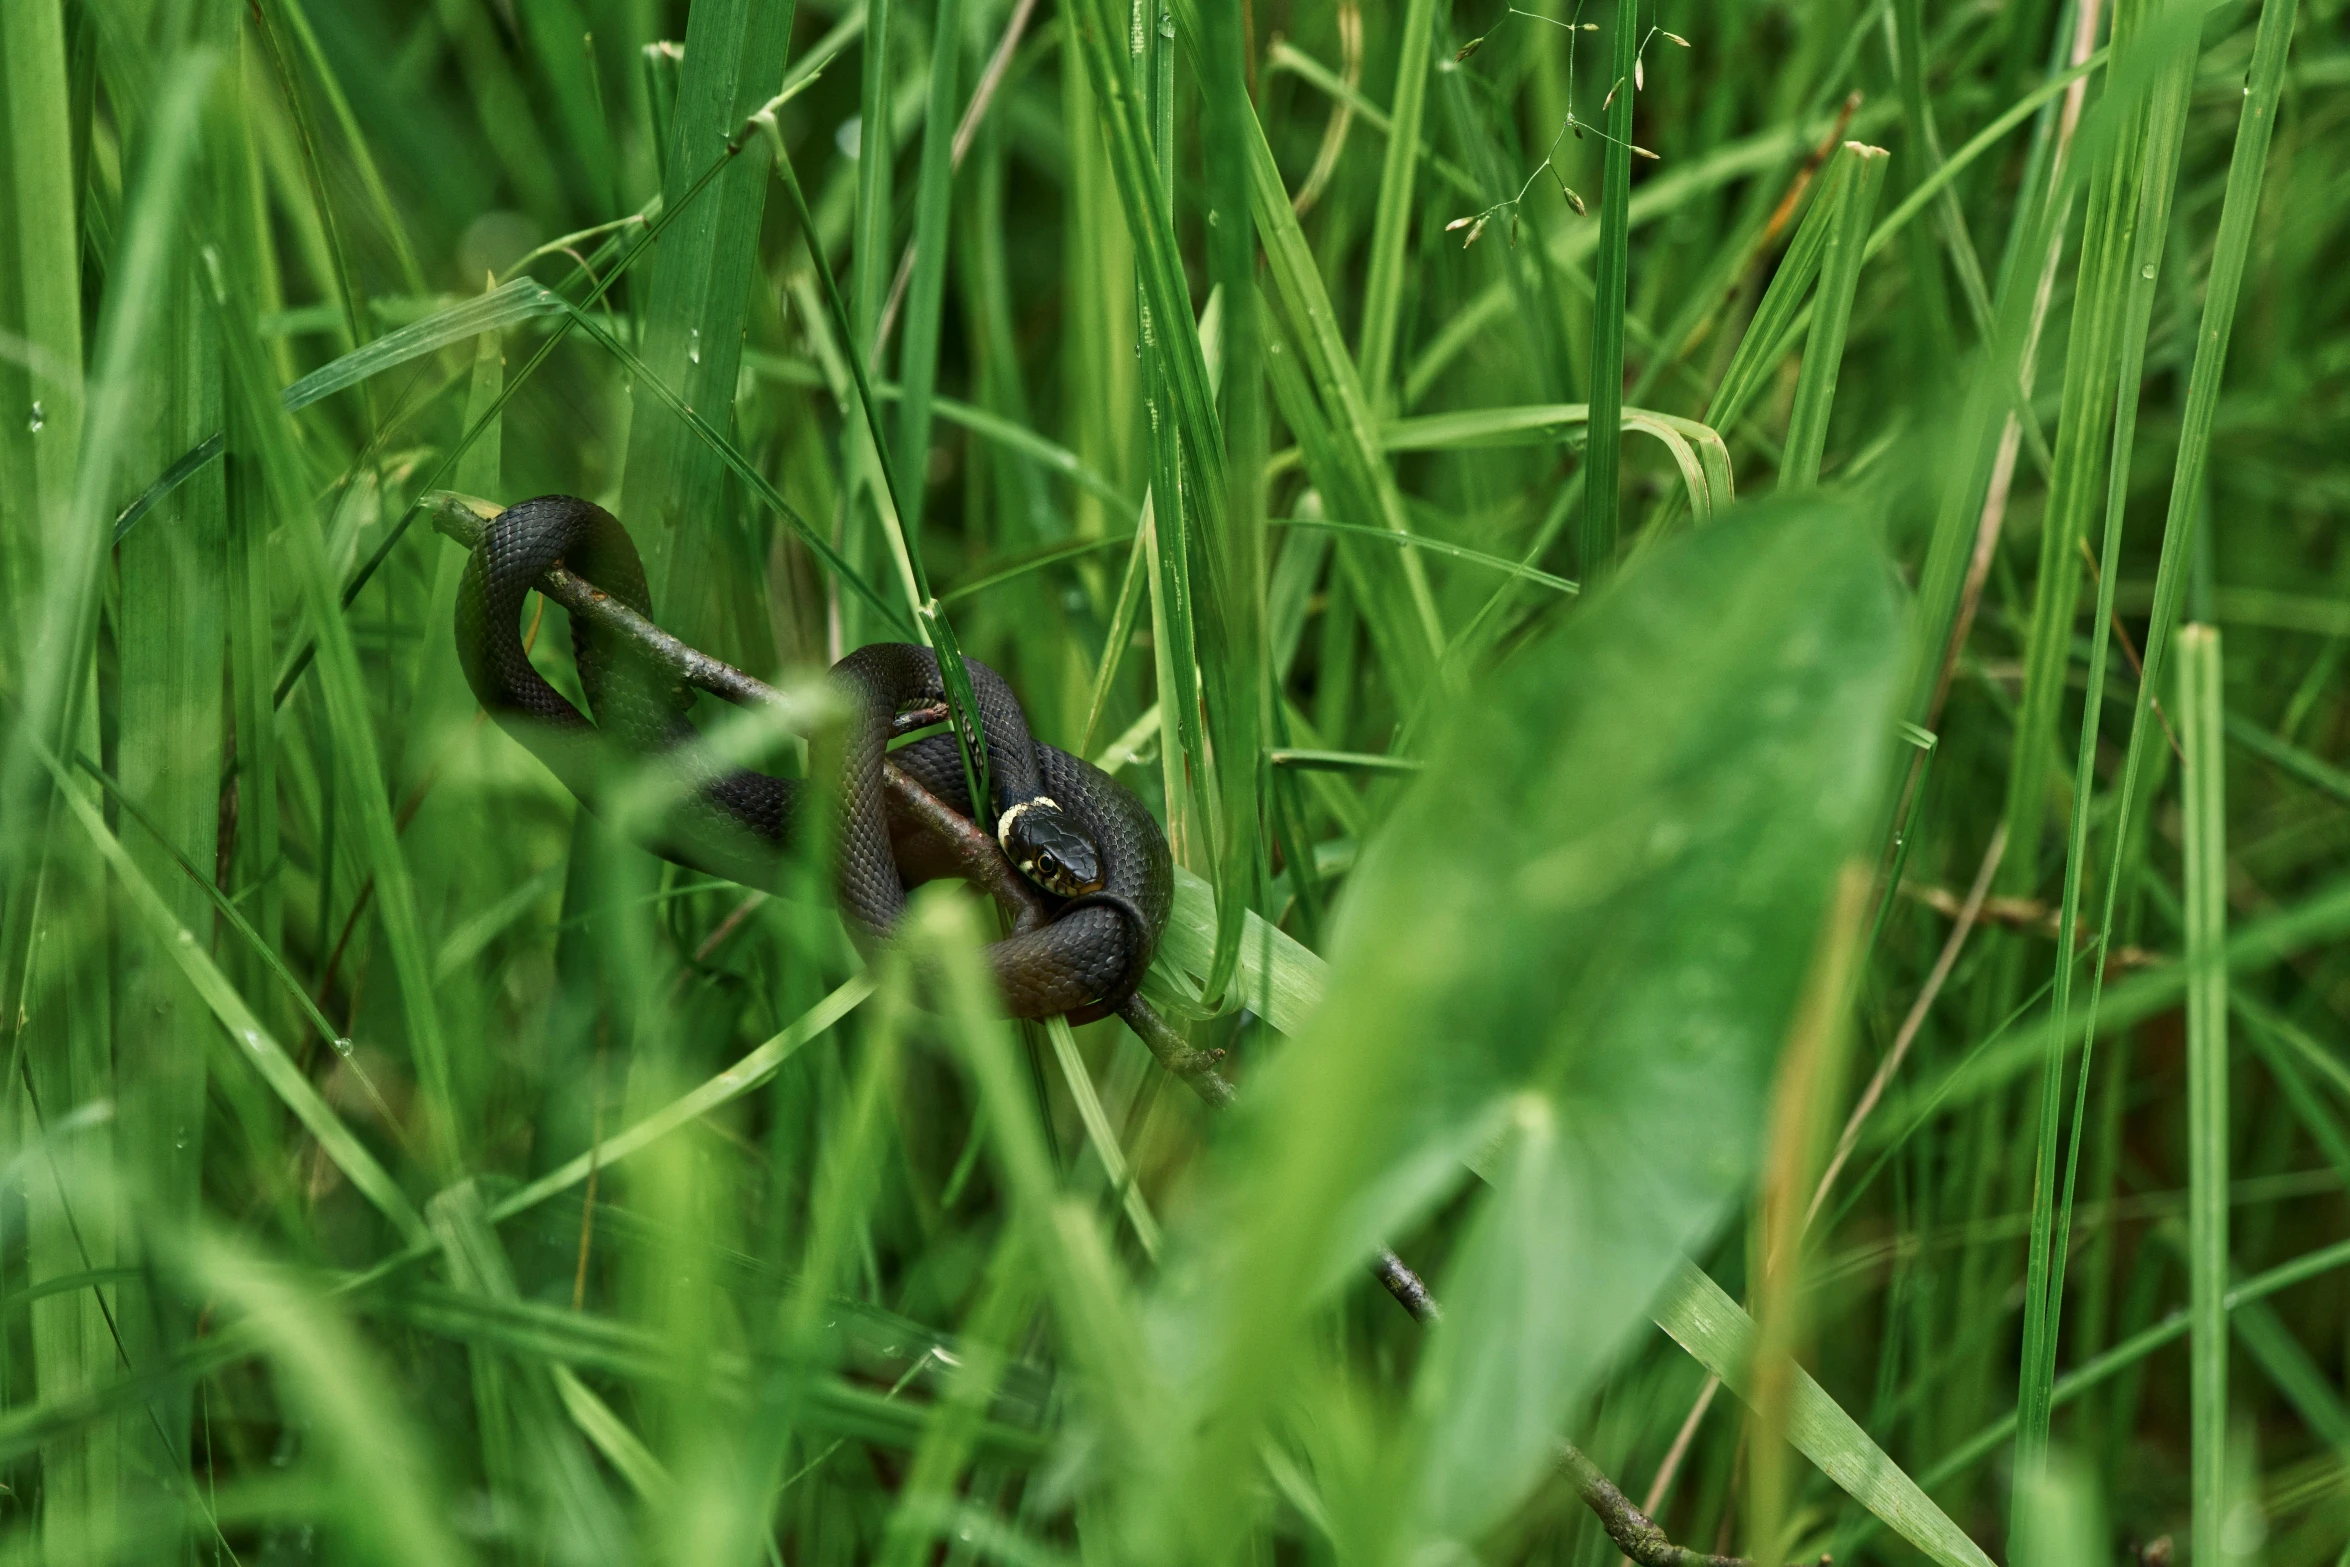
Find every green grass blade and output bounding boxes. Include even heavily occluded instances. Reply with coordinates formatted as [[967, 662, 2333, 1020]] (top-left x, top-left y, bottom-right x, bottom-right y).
[[940, 532, 1137, 607], [1996, 0, 2203, 907], [1875, 873, 2350, 1127], [1076, 524, 1154, 755], [1197, 0, 1271, 1015], [2018, 21, 2206, 1484], [246, 0, 375, 355], [1779, 144, 1888, 490], [1703, 158, 1840, 434], [558, 300, 913, 633], [1578, 0, 1639, 581], [762, 130, 993, 819], [1266, 35, 1481, 201], [268, 0, 429, 295], [1043, 1016, 1161, 1260], [229, 313, 463, 1180], [877, 1240, 1037, 1567], [1356, 0, 1438, 409], [2236, 1000, 2350, 1189], [2224, 711, 2350, 806], [0, 49, 213, 918], [853, 0, 898, 353], [912, 891, 1148, 1452], [1652, 1261, 1997, 1567], [1270, 403, 1730, 522], [553, 1366, 671, 1499], [614, 0, 796, 647], [1151, 865, 1325, 1037], [2061, 0, 2303, 1241], [1067, 0, 1225, 524], [2179, 623, 2229, 1567], [891, 0, 965, 542], [489, 977, 873, 1225], [0, 19, 123, 1521], [70, 753, 349, 1059], [1263, 311, 1439, 698], [188, 1235, 472, 1564], [0, 0, 84, 653], [838, 0, 901, 655], [1273, 518, 1577, 596], [1240, 105, 1445, 667], [1406, 118, 1839, 410], [110, 279, 563, 547], [1140, 482, 1209, 864], [113, 178, 227, 1500]]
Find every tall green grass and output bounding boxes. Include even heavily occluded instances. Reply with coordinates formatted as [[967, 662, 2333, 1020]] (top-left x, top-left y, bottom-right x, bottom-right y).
[[3, 0, 2346, 1562]]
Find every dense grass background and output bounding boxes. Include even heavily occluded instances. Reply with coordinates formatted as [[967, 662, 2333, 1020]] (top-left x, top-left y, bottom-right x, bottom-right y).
[[2, 0, 2347, 1561]]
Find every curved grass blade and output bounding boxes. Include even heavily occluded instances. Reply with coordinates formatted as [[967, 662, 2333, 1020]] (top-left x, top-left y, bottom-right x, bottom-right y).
[[113, 279, 565, 544], [1276, 403, 1732, 523], [1273, 517, 1578, 596], [556, 301, 913, 635], [488, 976, 874, 1225]]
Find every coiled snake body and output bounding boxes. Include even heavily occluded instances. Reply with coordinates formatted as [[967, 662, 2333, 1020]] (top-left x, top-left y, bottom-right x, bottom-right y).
[[454, 494, 1170, 1020]]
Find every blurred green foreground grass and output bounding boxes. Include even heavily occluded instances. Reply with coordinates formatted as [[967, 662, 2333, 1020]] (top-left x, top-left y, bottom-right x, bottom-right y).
[[1, 0, 2347, 1561]]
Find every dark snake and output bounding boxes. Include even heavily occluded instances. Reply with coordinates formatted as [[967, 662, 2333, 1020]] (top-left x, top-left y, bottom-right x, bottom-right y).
[[453, 494, 1171, 1022]]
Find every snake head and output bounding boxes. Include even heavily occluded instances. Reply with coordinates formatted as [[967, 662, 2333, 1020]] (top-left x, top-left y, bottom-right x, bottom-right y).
[[997, 797, 1105, 898]]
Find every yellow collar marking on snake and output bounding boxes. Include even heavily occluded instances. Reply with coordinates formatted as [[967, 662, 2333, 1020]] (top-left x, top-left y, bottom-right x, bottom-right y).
[[996, 796, 1060, 862]]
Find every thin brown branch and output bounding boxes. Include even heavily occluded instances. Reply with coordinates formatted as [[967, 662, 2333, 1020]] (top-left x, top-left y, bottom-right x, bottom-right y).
[[883, 765, 1050, 933], [1372, 1247, 1440, 1323], [1896, 878, 2158, 968], [1560, 1440, 1821, 1567], [1115, 993, 1237, 1108]]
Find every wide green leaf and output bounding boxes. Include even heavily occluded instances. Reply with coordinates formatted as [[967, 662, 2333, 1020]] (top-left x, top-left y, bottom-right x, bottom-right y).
[[1179, 495, 1902, 1546]]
